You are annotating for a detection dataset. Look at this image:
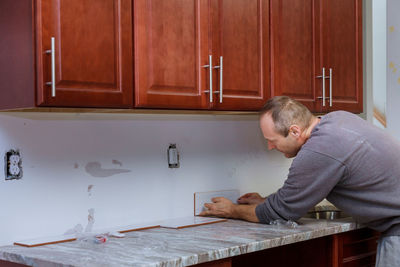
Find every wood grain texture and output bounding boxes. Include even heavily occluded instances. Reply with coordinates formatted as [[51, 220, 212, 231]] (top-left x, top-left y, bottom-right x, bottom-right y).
[[232, 235, 333, 267], [213, 0, 270, 111], [270, 0, 321, 112], [322, 0, 363, 113], [134, 0, 208, 109], [0, 260, 29, 267], [36, 0, 133, 108], [333, 228, 379, 267], [0, 0, 35, 109], [270, 0, 363, 113], [193, 258, 232, 267], [135, 0, 269, 111]]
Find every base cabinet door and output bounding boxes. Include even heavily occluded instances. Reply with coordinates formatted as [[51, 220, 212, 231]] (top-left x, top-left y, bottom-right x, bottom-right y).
[[332, 228, 380, 267], [232, 236, 332, 267], [36, 0, 134, 108]]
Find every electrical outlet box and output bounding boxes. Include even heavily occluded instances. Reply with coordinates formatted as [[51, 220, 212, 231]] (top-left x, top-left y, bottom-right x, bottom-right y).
[[5, 149, 22, 180], [167, 144, 179, 168]]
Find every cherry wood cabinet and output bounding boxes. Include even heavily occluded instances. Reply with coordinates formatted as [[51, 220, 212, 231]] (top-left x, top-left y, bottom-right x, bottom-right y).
[[37, 0, 133, 108], [270, 0, 362, 113], [133, 0, 208, 109], [332, 228, 380, 267], [192, 228, 379, 267], [0, 0, 133, 109], [321, 0, 363, 113], [134, 0, 270, 111], [1, 0, 362, 112]]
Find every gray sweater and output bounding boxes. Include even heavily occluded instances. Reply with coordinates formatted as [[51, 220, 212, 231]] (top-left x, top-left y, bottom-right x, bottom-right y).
[[255, 111, 400, 236]]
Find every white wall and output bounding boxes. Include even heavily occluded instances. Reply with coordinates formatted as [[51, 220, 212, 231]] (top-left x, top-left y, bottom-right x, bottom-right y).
[[387, 0, 400, 137], [0, 113, 291, 246], [372, 0, 387, 118]]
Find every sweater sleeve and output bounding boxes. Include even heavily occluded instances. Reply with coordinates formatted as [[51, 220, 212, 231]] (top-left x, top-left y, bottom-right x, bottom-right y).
[[255, 149, 347, 223]]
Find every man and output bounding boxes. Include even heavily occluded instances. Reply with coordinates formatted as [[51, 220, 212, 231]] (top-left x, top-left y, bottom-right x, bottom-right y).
[[200, 96, 400, 267]]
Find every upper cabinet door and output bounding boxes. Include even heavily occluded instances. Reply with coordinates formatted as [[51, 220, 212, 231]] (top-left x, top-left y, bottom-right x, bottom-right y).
[[322, 0, 363, 113], [213, 0, 270, 111], [134, 0, 209, 109], [270, 0, 322, 113], [36, 0, 133, 108]]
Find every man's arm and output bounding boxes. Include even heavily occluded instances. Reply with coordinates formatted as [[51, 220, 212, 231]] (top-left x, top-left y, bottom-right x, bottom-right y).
[[199, 197, 260, 223]]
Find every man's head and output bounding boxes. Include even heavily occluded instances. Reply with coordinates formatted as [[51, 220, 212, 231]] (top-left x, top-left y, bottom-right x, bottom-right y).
[[259, 96, 315, 158]]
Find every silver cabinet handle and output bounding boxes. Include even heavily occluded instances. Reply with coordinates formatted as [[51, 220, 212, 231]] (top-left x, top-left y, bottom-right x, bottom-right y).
[[322, 67, 326, 107], [202, 55, 213, 103], [45, 37, 56, 97], [316, 67, 326, 106], [213, 56, 223, 103], [329, 68, 332, 107], [219, 56, 223, 103]]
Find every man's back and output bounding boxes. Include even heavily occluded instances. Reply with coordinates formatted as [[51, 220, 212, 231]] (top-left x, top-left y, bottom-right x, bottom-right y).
[[304, 111, 400, 235]]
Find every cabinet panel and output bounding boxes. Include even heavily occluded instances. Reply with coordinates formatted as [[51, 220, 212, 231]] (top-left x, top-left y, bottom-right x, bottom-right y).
[[333, 228, 379, 267], [322, 0, 362, 113], [213, 0, 270, 111], [193, 258, 232, 267], [36, 0, 133, 108], [271, 0, 362, 113], [232, 236, 332, 267], [270, 0, 321, 112], [0, 0, 35, 109], [134, 0, 209, 109]]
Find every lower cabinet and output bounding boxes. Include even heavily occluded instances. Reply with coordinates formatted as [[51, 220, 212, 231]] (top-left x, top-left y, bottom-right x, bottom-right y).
[[193, 228, 379, 267], [332, 228, 380, 267]]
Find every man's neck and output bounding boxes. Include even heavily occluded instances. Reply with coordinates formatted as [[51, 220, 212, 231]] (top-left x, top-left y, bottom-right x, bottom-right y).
[[304, 116, 321, 139]]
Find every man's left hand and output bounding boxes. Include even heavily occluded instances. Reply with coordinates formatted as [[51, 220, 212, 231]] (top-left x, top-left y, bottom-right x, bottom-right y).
[[199, 197, 235, 218]]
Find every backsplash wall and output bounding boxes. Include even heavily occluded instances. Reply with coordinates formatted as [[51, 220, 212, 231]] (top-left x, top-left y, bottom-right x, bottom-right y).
[[0, 113, 291, 246]]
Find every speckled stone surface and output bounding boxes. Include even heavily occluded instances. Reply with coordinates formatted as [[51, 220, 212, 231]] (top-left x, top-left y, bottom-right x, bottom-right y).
[[0, 218, 360, 267]]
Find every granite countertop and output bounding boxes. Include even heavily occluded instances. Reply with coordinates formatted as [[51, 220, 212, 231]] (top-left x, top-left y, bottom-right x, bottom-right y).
[[0, 217, 360, 267]]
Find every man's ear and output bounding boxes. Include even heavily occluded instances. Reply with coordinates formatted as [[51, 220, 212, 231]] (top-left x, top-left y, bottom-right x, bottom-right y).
[[289, 125, 301, 138]]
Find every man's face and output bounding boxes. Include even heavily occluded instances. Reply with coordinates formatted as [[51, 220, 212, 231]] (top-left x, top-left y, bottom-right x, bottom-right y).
[[259, 113, 303, 158]]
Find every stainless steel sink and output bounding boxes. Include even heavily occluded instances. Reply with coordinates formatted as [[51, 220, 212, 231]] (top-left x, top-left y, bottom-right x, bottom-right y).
[[304, 210, 351, 220]]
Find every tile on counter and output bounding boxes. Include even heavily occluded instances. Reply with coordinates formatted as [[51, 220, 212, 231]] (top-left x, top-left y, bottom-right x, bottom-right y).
[[14, 222, 160, 248], [194, 190, 240, 216], [159, 216, 227, 229]]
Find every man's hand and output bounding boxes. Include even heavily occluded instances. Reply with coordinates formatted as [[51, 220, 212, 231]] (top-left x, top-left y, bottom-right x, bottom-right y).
[[237, 192, 266, 205], [199, 197, 260, 223], [199, 197, 235, 218]]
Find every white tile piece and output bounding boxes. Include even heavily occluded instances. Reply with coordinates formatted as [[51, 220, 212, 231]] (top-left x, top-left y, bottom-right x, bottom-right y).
[[14, 234, 77, 247], [104, 223, 160, 233], [159, 216, 227, 229], [14, 223, 160, 247], [194, 189, 240, 216]]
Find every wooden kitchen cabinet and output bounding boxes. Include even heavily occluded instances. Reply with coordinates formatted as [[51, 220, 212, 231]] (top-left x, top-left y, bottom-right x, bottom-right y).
[[1, 0, 362, 113], [192, 228, 379, 267], [332, 228, 380, 267], [134, 0, 270, 111], [231, 234, 332, 267], [0, 0, 133, 109], [270, 0, 363, 113]]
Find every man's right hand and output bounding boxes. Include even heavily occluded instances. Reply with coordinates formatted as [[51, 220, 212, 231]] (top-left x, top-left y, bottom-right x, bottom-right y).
[[237, 192, 266, 205]]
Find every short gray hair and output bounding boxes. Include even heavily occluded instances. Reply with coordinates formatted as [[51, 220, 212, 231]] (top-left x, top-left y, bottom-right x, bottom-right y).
[[260, 96, 313, 137]]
